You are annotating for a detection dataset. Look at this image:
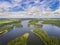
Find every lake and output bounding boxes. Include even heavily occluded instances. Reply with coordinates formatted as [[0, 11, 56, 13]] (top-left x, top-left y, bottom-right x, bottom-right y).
[[0, 19, 60, 45]]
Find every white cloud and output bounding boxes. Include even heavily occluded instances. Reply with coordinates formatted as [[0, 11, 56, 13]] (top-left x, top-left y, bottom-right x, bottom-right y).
[[0, 0, 59, 12], [34, 0, 39, 3], [0, 6, 60, 18], [54, 7, 60, 13], [0, 1, 12, 11], [0, 0, 22, 11], [0, 0, 60, 18], [12, 0, 22, 3]]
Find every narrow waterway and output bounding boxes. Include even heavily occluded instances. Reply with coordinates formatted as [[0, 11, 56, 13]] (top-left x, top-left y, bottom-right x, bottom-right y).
[[0, 20, 60, 45], [42, 24, 60, 37], [0, 20, 43, 45]]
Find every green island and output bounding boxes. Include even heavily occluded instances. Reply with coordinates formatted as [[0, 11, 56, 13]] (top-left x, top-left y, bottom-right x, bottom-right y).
[[0, 19, 22, 36], [13, 23, 23, 28], [42, 19, 60, 27], [28, 19, 60, 27], [0, 25, 13, 36], [28, 20, 42, 28], [32, 28, 60, 45], [8, 33, 29, 45], [0, 18, 60, 45], [28, 18, 60, 27], [0, 19, 21, 27]]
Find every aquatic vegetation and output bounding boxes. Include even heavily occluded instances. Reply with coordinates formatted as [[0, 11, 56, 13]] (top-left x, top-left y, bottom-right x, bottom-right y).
[[0, 25, 13, 36], [28, 21, 37, 26], [28, 19, 39, 25], [34, 24, 43, 28], [28, 22, 42, 28], [26, 18, 60, 28], [28, 20, 42, 28], [8, 33, 29, 45], [42, 20, 60, 27], [0, 18, 60, 45], [13, 23, 23, 28], [0, 19, 21, 27], [0, 19, 22, 35], [32, 28, 60, 45]]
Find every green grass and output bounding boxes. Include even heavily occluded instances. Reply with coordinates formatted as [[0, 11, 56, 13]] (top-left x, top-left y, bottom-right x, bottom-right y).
[[28, 21, 37, 26], [13, 23, 23, 28], [28, 19, 60, 28], [0, 25, 13, 36], [8, 33, 29, 45], [0, 19, 22, 36], [28, 19, 39, 25], [28, 20, 42, 28], [42, 20, 60, 27], [0, 19, 21, 27], [34, 24, 42, 28], [32, 28, 60, 45]]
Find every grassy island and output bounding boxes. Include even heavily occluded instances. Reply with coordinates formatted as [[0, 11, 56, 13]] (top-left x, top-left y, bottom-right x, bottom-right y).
[[32, 28, 60, 45], [8, 33, 29, 45], [28, 20, 42, 28], [0, 19, 22, 36], [0, 25, 13, 36], [42, 20, 60, 27]]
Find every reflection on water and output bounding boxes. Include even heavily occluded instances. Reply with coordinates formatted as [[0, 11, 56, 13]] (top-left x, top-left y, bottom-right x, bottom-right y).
[[0, 19, 60, 45], [0, 20, 43, 45], [42, 24, 60, 37]]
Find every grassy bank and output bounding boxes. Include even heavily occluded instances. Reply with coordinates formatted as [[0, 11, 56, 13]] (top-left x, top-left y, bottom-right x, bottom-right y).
[[0, 19, 21, 27], [13, 23, 23, 28], [28, 20, 42, 28], [8, 33, 29, 45], [42, 20, 60, 27], [32, 28, 60, 45], [0, 19, 22, 35], [0, 19, 22, 36], [0, 25, 13, 36], [0, 23, 22, 36]]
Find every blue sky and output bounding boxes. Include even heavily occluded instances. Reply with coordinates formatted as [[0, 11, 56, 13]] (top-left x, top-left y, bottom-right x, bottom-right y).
[[0, 0, 60, 12]]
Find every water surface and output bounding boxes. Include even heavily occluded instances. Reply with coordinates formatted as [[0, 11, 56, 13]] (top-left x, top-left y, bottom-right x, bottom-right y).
[[0, 20, 60, 45]]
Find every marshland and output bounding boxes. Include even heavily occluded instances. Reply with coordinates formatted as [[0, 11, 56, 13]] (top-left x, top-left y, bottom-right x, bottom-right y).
[[0, 18, 60, 45]]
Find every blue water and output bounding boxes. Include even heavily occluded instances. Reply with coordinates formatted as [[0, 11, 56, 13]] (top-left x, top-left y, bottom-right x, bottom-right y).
[[0, 20, 60, 45], [42, 24, 60, 37]]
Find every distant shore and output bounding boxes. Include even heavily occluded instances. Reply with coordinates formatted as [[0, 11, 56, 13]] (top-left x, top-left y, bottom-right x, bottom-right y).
[[0, 15, 60, 18]]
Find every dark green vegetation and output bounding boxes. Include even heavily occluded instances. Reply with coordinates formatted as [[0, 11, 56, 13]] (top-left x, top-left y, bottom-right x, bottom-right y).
[[13, 23, 23, 27], [42, 19, 60, 27], [0, 19, 22, 36], [28, 19, 60, 45], [28, 19, 42, 28], [8, 33, 29, 45], [32, 28, 60, 45], [0, 19, 21, 27], [0, 18, 60, 45], [28, 19, 39, 25], [0, 25, 13, 36], [28, 18, 60, 27]]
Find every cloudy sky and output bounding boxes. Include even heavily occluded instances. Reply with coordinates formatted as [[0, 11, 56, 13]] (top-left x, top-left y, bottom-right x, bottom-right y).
[[0, 0, 60, 18]]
